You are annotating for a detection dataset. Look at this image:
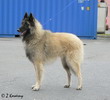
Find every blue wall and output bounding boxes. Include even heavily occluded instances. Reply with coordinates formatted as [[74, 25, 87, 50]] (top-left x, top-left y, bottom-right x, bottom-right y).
[[0, 0, 98, 38]]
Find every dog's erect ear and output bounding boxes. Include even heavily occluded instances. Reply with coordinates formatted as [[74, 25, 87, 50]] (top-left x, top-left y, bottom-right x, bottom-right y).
[[29, 13, 34, 22], [24, 12, 28, 19]]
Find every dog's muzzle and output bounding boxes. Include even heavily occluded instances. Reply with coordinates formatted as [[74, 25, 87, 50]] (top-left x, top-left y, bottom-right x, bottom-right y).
[[17, 29, 27, 35]]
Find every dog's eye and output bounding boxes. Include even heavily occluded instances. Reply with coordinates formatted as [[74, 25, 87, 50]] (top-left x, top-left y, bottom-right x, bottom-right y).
[[25, 22, 29, 26]]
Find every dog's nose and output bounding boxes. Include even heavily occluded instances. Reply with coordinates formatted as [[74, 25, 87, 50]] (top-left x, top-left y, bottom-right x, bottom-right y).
[[17, 29, 20, 32]]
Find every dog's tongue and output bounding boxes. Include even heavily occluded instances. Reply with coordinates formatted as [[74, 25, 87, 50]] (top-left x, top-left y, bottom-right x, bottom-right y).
[[21, 30, 27, 35]]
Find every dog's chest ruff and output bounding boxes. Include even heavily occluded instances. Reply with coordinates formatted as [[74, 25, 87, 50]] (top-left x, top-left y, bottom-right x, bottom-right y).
[[24, 42, 44, 62], [24, 43, 36, 62]]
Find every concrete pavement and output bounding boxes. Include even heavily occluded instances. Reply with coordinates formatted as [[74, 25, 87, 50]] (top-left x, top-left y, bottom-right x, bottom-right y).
[[0, 37, 110, 100]]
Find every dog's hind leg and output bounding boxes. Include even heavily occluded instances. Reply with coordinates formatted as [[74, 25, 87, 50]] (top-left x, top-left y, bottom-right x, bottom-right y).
[[72, 62, 82, 90], [32, 61, 44, 91], [61, 57, 71, 88], [66, 58, 82, 90]]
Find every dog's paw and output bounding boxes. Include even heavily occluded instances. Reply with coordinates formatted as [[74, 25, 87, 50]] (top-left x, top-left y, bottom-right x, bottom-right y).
[[32, 85, 40, 91], [64, 85, 70, 88], [32, 85, 35, 89], [76, 87, 82, 90], [32, 87, 40, 91]]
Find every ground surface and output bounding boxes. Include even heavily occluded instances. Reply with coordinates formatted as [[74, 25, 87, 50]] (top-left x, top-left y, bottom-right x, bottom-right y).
[[0, 37, 110, 100]]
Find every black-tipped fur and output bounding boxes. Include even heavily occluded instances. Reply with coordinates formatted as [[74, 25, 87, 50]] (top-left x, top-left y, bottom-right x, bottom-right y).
[[17, 13, 36, 42], [24, 12, 28, 19]]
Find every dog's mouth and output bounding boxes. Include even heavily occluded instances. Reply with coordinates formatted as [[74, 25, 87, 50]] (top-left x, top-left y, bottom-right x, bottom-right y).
[[17, 29, 27, 36], [21, 30, 27, 35]]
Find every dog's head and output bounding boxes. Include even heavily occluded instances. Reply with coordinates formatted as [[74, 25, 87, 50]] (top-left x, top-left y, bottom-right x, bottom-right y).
[[17, 13, 35, 36]]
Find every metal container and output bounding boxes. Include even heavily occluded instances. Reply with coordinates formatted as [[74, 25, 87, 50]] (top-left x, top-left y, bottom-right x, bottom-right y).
[[0, 0, 98, 38]]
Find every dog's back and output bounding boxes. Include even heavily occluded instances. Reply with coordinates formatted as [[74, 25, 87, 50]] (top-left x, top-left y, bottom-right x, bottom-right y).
[[42, 32, 84, 63]]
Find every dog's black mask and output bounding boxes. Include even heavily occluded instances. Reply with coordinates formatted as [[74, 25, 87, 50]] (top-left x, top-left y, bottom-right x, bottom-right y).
[[17, 13, 35, 36]]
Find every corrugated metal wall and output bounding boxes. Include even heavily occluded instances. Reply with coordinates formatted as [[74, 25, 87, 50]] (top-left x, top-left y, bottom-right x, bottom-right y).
[[0, 0, 98, 38]]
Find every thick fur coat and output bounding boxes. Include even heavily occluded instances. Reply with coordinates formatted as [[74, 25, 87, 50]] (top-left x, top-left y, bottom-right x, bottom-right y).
[[17, 13, 84, 91]]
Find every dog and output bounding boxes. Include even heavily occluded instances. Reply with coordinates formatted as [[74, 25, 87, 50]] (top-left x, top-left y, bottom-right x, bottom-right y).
[[17, 13, 84, 91]]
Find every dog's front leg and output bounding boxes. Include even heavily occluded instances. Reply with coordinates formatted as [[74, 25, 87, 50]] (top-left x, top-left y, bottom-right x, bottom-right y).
[[32, 61, 44, 91]]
